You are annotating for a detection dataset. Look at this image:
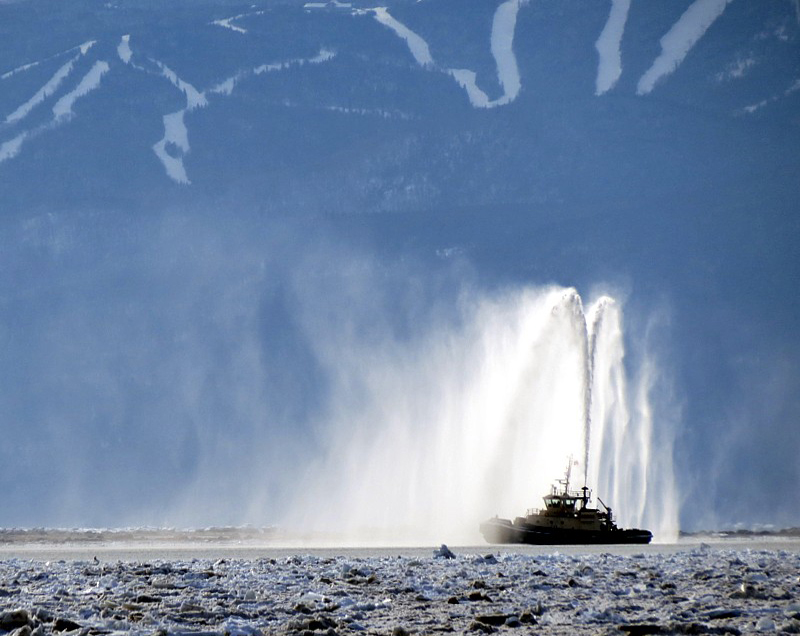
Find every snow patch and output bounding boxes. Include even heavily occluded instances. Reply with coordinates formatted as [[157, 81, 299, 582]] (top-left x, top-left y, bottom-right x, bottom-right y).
[[637, 0, 733, 95], [209, 76, 239, 95], [0, 132, 27, 163], [741, 98, 768, 113], [715, 55, 756, 82], [254, 62, 285, 74], [324, 105, 410, 119], [305, 1, 352, 8], [52, 60, 110, 121], [310, 49, 336, 64], [595, 0, 631, 95], [117, 35, 132, 64], [152, 111, 191, 184], [5, 56, 78, 124]]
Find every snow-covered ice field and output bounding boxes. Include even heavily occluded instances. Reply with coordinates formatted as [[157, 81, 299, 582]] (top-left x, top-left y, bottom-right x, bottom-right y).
[[1, 532, 799, 635]]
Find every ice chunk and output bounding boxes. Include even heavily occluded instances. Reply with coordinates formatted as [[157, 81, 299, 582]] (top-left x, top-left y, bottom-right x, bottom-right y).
[[433, 544, 456, 559]]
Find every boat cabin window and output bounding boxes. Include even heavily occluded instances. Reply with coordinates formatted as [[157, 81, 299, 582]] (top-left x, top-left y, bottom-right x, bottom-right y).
[[545, 497, 576, 509]]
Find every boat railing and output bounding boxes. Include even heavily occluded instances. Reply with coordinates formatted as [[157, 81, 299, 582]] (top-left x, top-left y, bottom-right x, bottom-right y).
[[551, 483, 590, 497]]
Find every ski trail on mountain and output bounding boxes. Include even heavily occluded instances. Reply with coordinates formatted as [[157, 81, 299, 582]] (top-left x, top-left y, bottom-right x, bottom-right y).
[[595, 0, 631, 95], [637, 0, 733, 95], [214, 17, 247, 34], [4, 41, 97, 124], [1, 41, 95, 80], [371, 8, 434, 67], [153, 61, 207, 109], [368, 1, 527, 109], [153, 111, 191, 184], [212, 11, 266, 35], [0, 59, 109, 165], [52, 61, 110, 121], [489, 0, 525, 103], [117, 36, 158, 73], [254, 48, 335, 75], [207, 49, 335, 96], [5, 56, 80, 124], [152, 48, 336, 184], [151, 63, 206, 185], [323, 104, 410, 120], [447, 0, 526, 107]]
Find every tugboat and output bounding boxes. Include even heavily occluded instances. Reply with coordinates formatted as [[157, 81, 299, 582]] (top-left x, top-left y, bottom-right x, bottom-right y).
[[480, 460, 652, 545]]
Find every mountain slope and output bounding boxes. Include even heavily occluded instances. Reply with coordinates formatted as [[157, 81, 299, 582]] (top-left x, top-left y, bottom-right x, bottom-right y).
[[1, 0, 799, 531]]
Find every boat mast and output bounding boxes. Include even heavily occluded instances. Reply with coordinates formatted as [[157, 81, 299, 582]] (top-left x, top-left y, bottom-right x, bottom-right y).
[[558, 456, 573, 495]]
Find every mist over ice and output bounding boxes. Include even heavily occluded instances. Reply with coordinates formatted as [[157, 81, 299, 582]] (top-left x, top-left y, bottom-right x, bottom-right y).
[[0, 0, 799, 534]]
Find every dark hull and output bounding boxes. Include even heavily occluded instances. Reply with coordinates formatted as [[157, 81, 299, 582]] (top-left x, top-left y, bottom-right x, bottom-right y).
[[480, 517, 653, 545]]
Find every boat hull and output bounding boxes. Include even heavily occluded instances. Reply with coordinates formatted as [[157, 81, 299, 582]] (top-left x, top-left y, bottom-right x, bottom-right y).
[[480, 517, 653, 545]]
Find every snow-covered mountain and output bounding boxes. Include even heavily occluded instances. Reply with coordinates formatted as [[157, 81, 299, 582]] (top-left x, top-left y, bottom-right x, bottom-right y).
[[3, 0, 798, 209], [1, 0, 799, 532]]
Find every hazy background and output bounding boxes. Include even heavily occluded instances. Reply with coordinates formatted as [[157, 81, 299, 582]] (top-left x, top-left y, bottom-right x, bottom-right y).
[[1, 0, 798, 533]]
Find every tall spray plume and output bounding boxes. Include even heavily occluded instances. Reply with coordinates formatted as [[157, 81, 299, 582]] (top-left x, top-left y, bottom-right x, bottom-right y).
[[283, 285, 679, 544]]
